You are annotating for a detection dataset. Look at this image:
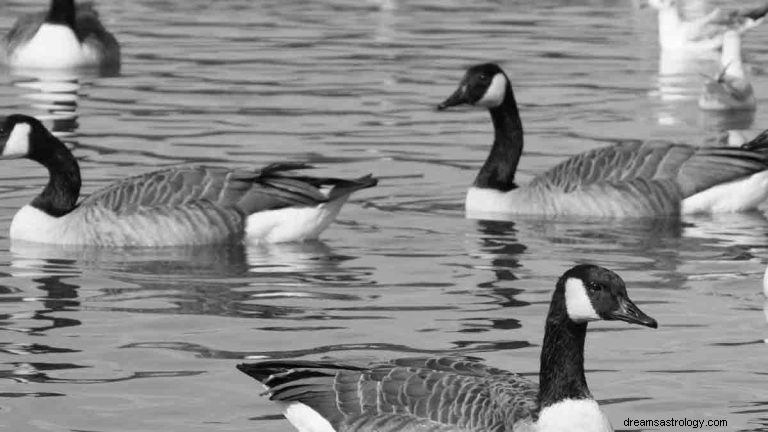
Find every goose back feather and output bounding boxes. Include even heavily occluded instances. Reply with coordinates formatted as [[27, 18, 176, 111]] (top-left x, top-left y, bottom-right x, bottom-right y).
[[238, 357, 538, 432], [529, 140, 768, 198]]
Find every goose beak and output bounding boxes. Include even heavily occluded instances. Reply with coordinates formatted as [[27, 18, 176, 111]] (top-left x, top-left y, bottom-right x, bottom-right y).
[[437, 82, 469, 110], [606, 297, 658, 328]]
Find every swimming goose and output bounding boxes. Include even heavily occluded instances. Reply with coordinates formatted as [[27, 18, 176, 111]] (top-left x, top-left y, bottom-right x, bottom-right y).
[[2, 0, 120, 72], [0, 114, 377, 246], [647, 0, 768, 52], [238, 264, 657, 432], [698, 31, 756, 111], [437, 63, 768, 218]]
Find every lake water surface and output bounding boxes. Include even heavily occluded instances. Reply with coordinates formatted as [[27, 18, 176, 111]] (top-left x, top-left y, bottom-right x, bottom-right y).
[[0, 0, 767, 431]]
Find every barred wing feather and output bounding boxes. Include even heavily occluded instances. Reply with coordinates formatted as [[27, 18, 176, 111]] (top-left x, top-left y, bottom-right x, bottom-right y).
[[78, 164, 339, 216], [238, 357, 538, 432], [529, 141, 768, 199]]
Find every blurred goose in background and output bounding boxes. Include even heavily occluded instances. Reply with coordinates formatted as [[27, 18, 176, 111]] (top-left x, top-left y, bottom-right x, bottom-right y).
[[0, 114, 377, 246], [647, 0, 768, 51], [763, 263, 768, 343], [238, 264, 657, 432], [699, 31, 756, 111], [438, 63, 768, 219], [2, 0, 120, 73]]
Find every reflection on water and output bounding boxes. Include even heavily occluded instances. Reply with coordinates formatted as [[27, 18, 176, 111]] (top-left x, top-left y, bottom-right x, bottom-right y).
[[9, 70, 84, 139]]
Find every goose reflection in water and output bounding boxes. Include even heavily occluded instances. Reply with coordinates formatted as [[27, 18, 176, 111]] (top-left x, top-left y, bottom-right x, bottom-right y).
[[9, 69, 84, 140], [9, 239, 373, 319], [10, 239, 363, 279], [763, 266, 768, 343]]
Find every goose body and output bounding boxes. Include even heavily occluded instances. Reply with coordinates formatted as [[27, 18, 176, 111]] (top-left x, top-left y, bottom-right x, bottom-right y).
[[0, 115, 377, 246], [438, 63, 768, 219], [2, 0, 120, 72], [238, 264, 657, 432], [698, 30, 756, 111], [647, 0, 768, 52]]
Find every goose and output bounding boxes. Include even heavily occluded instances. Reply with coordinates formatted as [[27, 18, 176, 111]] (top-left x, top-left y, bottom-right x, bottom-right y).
[[0, 114, 377, 246], [238, 264, 657, 432], [437, 63, 768, 219], [2, 0, 120, 72], [646, 0, 768, 52], [698, 30, 756, 111]]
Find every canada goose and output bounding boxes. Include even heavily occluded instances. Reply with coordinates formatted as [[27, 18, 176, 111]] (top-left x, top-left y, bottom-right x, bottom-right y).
[[646, 0, 768, 51], [0, 114, 377, 246], [437, 63, 768, 218], [2, 0, 120, 73], [238, 264, 657, 432], [698, 31, 756, 111]]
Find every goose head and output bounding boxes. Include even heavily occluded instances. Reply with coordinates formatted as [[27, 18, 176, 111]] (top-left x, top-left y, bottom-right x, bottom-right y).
[[0, 114, 51, 160], [558, 264, 658, 328], [437, 63, 511, 110]]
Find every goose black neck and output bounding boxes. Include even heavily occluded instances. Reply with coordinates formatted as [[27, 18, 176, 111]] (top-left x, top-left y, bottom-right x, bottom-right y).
[[473, 81, 523, 192], [28, 128, 81, 217], [537, 284, 591, 409], [47, 0, 77, 29]]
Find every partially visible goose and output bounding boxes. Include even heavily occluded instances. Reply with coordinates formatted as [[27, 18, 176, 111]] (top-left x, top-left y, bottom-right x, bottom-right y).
[[437, 63, 768, 218], [763, 264, 768, 344], [0, 114, 377, 246], [238, 264, 657, 432], [647, 0, 768, 52], [698, 31, 756, 111], [2, 0, 120, 72]]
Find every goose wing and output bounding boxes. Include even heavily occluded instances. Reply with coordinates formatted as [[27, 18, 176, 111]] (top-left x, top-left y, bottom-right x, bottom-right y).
[[529, 140, 768, 198], [238, 357, 538, 432], [79, 163, 376, 216], [74, 2, 120, 63], [2, 12, 45, 53]]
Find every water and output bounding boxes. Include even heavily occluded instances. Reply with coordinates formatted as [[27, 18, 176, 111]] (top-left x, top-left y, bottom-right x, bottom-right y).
[[0, 0, 767, 430]]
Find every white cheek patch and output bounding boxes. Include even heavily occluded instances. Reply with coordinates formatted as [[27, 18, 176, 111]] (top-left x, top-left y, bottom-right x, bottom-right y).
[[476, 73, 507, 108], [2, 123, 31, 159], [565, 278, 600, 323]]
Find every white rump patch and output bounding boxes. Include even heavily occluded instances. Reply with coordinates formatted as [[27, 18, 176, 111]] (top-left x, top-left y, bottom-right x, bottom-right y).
[[9, 24, 97, 69], [476, 73, 507, 108], [280, 402, 336, 432], [538, 399, 612, 432], [682, 170, 768, 214], [3, 123, 31, 159], [245, 196, 349, 243], [564, 278, 600, 323]]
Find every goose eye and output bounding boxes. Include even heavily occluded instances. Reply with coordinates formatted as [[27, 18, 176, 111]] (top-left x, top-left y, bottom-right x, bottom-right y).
[[587, 282, 602, 293], [478, 73, 488, 81]]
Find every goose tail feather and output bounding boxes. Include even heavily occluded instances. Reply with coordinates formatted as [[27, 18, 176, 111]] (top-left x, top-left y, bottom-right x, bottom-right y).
[[327, 174, 378, 201], [741, 129, 768, 152]]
